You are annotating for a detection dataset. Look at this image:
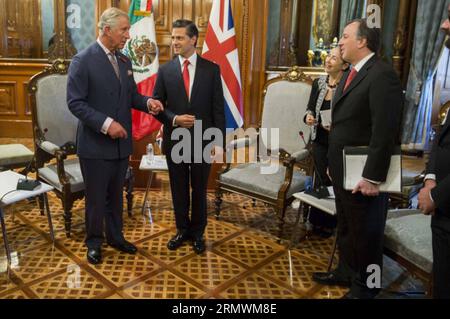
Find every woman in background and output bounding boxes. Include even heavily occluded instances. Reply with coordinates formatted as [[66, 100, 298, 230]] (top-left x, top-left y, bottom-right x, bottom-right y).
[[303, 47, 349, 237]]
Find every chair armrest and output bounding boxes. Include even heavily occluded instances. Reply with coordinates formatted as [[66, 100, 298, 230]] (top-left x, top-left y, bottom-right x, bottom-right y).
[[54, 149, 71, 185], [40, 141, 60, 155]]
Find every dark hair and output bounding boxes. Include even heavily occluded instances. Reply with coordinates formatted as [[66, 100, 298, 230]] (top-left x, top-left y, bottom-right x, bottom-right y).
[[172, 19, 199, 46], [346, 18, 381, 54]]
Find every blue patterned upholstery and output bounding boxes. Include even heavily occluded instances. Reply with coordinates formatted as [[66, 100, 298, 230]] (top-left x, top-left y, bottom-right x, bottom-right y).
[[385, 209, 432, 273], [220, 163, 309, 199]]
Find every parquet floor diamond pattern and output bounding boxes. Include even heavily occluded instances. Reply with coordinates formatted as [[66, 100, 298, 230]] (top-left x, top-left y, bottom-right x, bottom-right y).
[[220, 273, 302, 299], [11, 246, 74, 284], [258, 251, 325, 294], [0, 165, 424, 299], [174, 251, 246, 289], [123, 270, 206, 299], [214, 234, 283, 267], [29, 268, 111, 299], [87, 252, 159, 287]]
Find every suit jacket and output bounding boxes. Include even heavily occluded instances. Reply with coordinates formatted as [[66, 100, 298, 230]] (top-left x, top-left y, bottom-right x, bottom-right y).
[[153, 55, 225, 157], [328, 56, 403, 188], [67, 42, 150, 160], [427, 115, 450, 216]]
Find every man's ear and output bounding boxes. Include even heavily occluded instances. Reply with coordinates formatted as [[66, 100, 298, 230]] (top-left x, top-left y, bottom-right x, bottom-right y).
[[357, 37, 368, 49]]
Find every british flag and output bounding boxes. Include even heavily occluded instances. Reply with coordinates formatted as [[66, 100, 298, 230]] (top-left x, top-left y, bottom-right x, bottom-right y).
[[202, 0, 244, 130]]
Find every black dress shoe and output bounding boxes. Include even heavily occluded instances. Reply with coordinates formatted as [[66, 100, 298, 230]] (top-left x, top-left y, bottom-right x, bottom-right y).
[[312, 271, 351, 287], [108, 240, 137, 254], [167, 232, 190, 250], [192, 236, 206, 254], [87, 248, 102, 265]]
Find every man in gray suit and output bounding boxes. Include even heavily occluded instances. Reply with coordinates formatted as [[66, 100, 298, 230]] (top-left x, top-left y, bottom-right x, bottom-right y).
[[67, 8, 163, 265]]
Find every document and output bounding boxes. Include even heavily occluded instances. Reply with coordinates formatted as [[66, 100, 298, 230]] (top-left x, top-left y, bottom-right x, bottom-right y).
[[343, 146, 402, 193]]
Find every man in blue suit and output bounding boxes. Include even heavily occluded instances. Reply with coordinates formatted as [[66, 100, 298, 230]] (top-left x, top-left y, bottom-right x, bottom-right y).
[[67, 8, 163, 265]]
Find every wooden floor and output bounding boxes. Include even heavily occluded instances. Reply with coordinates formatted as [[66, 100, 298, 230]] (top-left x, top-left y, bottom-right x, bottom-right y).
[[0, 138, 428, 299]]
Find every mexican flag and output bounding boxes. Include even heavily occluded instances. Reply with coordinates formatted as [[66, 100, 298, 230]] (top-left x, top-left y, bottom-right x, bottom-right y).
[[124, 0, 161, 140]]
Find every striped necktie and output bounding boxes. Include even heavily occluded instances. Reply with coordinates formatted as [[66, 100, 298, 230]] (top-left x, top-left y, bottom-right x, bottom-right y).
[[108, 52, 121, 81]]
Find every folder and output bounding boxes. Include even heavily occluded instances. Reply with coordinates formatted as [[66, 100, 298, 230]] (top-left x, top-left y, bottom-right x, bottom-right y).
[[343, 146, 402, 193]]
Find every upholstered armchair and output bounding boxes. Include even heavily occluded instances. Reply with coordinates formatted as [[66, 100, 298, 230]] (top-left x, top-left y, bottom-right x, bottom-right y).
[[384, 209, 433, 295], [215, 66, 314, 240], [28, 59, 134, 238]]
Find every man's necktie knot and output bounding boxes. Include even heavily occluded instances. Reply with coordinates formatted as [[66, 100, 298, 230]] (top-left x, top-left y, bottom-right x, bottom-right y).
[[344, 68, 358, 91]]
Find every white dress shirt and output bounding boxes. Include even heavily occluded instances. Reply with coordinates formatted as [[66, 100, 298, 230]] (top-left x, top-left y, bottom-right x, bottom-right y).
[[173, 53, 198, 126]]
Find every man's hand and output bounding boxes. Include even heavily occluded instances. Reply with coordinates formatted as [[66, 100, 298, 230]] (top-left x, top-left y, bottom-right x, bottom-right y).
[[418, 180, 437, 215], [147, 98, 164, 115], [322, 124, 331, 131], [175, 114, 196, 128], [352, 179, 380, 196], [107, 121, 128, 139], [306, 114, 316, 126]]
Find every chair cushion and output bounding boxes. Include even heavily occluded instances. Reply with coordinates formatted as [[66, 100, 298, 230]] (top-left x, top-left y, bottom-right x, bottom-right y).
[[220, 163, 308, 199], [0, 144, 33, 167], [384, 210, 432, 273], [38, 158, 84, 193]]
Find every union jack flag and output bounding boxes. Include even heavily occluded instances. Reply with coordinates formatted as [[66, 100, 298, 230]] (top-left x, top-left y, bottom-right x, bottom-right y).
[[202, 0, 244, 130]]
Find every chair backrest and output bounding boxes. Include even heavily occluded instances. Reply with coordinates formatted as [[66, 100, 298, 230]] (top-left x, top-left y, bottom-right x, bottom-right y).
[[260, 66, 313, 155], [28, 59, 78, 148]]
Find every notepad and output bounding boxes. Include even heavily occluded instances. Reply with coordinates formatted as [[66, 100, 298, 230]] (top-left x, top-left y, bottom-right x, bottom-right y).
[[343, 146, 402, 193]]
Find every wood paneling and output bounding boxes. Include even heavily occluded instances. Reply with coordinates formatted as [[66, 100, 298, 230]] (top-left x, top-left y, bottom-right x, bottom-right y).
[[0, 60, 48, 137], [0, 0, 42, 59], [0, 81, 16, 115]]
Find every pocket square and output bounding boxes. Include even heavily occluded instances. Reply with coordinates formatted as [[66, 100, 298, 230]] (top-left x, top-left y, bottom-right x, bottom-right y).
[[127, 70, 133, 76]]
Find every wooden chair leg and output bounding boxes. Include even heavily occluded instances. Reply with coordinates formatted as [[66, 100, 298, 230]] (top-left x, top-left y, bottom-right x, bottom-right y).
[[125, 166, 134, 218], [38, 194, 45, 216], [62, 199, 73, 238], [215, 189, 223, 220], [0, 207, 12, 264]]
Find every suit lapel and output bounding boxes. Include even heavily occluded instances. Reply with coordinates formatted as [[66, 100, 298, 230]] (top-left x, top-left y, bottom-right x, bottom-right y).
[[170, 58, 190, 104], [190, 56, 203, 104], [117, 53, 128, 98], [333, 56, 377, 111], [93, 43, 121, 86]]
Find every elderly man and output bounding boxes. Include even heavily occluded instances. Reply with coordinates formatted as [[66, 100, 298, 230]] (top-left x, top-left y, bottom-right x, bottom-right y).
[[418, 4, 450, 299], [67, 8, 163, 265]]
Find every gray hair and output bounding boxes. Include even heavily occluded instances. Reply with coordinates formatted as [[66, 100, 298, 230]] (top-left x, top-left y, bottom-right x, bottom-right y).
[[98, 8, 128, 34]]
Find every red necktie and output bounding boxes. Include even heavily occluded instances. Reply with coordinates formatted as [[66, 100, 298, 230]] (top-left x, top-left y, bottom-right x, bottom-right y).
[[182, 60, 190, 99], [344, 68, 358, 91]]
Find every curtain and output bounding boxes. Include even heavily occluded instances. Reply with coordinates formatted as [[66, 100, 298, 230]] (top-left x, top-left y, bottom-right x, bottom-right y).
[[402, 0, 450, 150], [339, 0, 368, 35]]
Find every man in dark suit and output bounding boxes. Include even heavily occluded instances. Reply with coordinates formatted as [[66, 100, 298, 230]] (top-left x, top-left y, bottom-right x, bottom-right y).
[[312, 19, 403, 299], [153, 19, 225, 254], [67, 8, 163, 265], [418, 5, 450, 298]]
